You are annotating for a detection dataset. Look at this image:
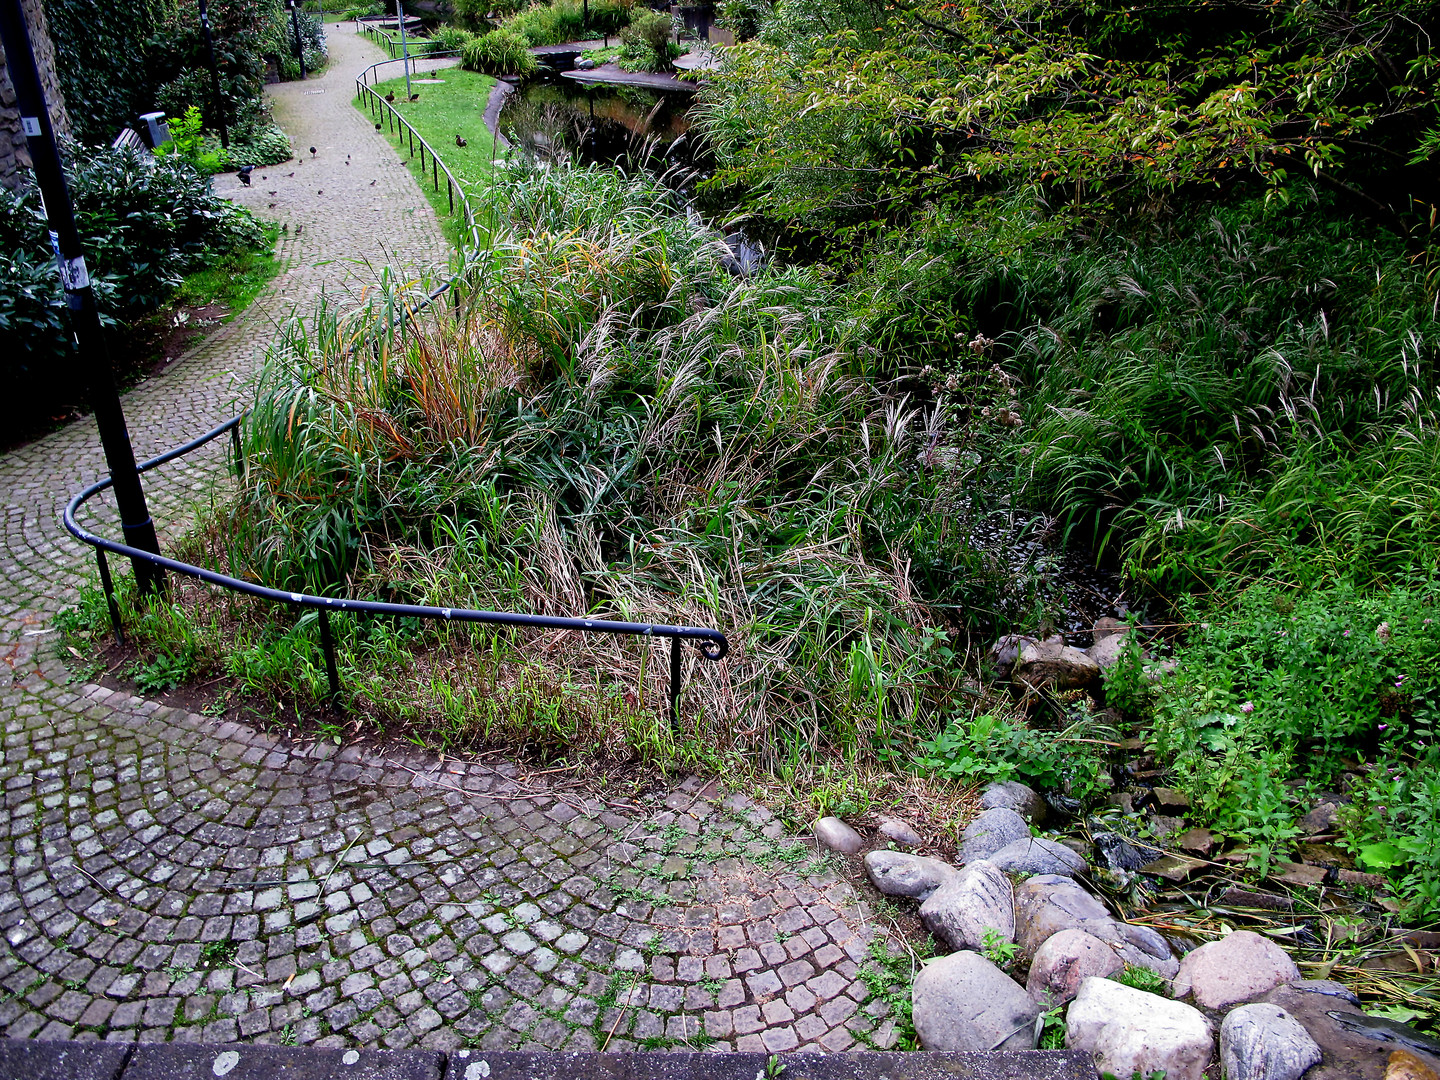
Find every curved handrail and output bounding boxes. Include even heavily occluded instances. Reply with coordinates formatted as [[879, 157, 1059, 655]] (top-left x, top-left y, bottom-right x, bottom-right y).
[[64, 415, 728, 730], [354, 52, 483, 251]]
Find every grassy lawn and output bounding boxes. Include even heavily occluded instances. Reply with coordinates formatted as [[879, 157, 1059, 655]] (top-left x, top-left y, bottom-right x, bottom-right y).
[[176, 223, 284, 318], [361, 67, 503, 250]]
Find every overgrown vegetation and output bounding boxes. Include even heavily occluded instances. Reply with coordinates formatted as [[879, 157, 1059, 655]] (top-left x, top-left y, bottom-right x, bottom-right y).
[[44, 0, 319, 159], [0, 145, 267, 419]]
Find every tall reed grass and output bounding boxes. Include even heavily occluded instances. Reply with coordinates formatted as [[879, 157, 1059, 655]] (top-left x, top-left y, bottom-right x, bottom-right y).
[[205, 162, 1016, 770]]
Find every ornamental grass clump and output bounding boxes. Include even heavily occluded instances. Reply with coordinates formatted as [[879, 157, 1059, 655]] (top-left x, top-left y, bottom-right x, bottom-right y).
[[203, 161, 1007, 770]]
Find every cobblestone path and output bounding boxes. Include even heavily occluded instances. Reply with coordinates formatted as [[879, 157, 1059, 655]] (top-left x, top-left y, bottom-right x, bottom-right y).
[[0, 25, 897, 1056]]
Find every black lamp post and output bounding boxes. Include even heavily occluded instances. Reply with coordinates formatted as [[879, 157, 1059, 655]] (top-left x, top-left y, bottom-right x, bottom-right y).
[[288, 0, 307, 79], [197, 0, 229, 148], [0, 0, 165, 596]]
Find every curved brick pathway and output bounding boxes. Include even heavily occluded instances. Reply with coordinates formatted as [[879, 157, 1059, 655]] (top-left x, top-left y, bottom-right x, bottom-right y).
[[0, 26, 896, 1056]]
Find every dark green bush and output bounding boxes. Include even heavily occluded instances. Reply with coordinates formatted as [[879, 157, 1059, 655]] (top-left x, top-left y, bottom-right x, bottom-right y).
[[619, 11, 676, 69], [0, 146, 264, 400]]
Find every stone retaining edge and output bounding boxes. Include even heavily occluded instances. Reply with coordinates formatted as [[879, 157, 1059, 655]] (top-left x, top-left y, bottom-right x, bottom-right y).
[[0, 1040, 1100, 1078]]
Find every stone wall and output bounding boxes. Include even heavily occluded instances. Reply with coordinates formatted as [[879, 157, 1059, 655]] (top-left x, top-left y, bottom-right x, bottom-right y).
[[0, 0, 71, 189]]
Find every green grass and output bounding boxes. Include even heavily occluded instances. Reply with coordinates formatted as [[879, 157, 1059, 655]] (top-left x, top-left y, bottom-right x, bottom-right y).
[[176, 223, 283, 318], [360, 68, 502, 250]]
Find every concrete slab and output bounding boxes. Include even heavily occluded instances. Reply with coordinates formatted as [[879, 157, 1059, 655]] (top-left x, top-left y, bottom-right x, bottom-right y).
[[561, 64, 697, 92], [121, 1044, 444, 1080], [0, 1040, 130, 1080], [444, 1051, 1099, 1079]]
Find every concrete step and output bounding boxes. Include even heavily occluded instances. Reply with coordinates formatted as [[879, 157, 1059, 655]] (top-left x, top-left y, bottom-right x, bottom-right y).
[[0, 1041, 1100, 1079]]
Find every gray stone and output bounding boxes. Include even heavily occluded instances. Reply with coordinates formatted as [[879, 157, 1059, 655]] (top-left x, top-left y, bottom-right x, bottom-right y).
[[864, 849, 955, 901], [1025, 928, 1123, 1006], [958, 807, 1030, 864], [989, 634, 1038, 674], [1172, 930, 1300, 1008], [979, 780, 1048, 825], [1093, 832, 1163, 874], [1263, 980, 1440, 1080], [123, 1043, 446, 1079], [1014, 637, 1100, 690], [911, 951, 1040, 1052], [1221, 1003, 1324, 1080], [919, 860, 1014, 952], [1014, 876, 1178, 979], [1066, 976, 1213, 1080], [987, 836, 1087, 878], [814, 816, 865, 854], [877, 817, 923, 846], [1086, 617, 1131, 670], [0, 1040, 129, 1080]]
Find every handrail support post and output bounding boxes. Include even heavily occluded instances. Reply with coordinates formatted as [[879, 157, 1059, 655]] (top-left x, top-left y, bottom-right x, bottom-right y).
[[669, 635, 681, 735], [318, 608, 342, 702], [96, 548, 123, 647]]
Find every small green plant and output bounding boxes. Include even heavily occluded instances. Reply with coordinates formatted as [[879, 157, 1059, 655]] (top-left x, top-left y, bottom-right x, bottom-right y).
[[126, 650, 199, 695], [199, 940, 238, 968], [763, 1054, 786, 1079], [157, 106, 226, 174], [980, 927, 1019, 968], [460, 29, 538, 75], [855, 938, 929, 1050], [1109, 964, 1170, 997], [1102, 628, 1151, 718], [1037, 1005, 1066, 1049]]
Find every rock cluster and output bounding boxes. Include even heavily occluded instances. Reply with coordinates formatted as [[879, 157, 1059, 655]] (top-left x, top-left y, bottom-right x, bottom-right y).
[[821, 778, 1440, 1080]]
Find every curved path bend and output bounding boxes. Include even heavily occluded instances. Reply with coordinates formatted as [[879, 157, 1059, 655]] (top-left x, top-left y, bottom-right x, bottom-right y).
[[0, 26, 895, 1055]]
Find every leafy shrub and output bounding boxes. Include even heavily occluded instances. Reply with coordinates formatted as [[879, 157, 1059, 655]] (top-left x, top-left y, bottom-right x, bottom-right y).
[[1152, 573, 1440, 905], [460, 29, 538, 75], [432, 25, 475, 51], [619, 11, 677, 70], [339, 1, 383, 17], [717, 0, 770, 40], [503, 0, 631, 45], [217, 121, 294, 169], [914, 711, 1102, 795], [157, 106, 227, 174], [0, 145, 264, 401]]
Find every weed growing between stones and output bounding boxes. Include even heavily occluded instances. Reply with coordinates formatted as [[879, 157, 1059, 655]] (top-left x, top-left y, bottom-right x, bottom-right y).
[[854, 937, 930, 1051]]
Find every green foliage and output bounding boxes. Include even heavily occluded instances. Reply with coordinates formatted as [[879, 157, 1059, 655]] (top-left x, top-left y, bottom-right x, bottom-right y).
[[619, 11, 677, 71], [980, 927, 1019, 967], [432, 26, 475, 51], [716, 0, 769, 41], [127, 650, 200, 694], [461, 30, 538, 75], [0, 145, 264, 404], [856, 938, 926, 1050], [43, 0, 164, 143], [216, 121, 294, 170], [1037, 1006, 1066, 1048], [695, 0, 1440, 233], [914, 711, 1102, 795], [1153, 574, 1440, 910], [503, 0, 631, 45], [1109, 964, 1170, 997], [158, 106, 227, 174], [1102, 629, 1150, 718]]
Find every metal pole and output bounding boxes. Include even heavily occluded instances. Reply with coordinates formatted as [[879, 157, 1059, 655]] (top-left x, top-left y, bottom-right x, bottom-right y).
[[395, 0, 411, 98], [0, 0, 165, 597], [289, 0, 306, 79], [318, 608, 341, 699], [669, 635, 682, 734], [197, 0, 229, 148], [95, 549, 123, 646]]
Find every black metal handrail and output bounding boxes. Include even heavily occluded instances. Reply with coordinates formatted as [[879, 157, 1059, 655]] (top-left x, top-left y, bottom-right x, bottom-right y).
[[354, 52, 483, 250], [64, 416, 728, 729]]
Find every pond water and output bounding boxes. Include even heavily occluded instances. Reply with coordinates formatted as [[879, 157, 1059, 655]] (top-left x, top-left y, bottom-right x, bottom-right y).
[[498, 72, 703, 179]]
